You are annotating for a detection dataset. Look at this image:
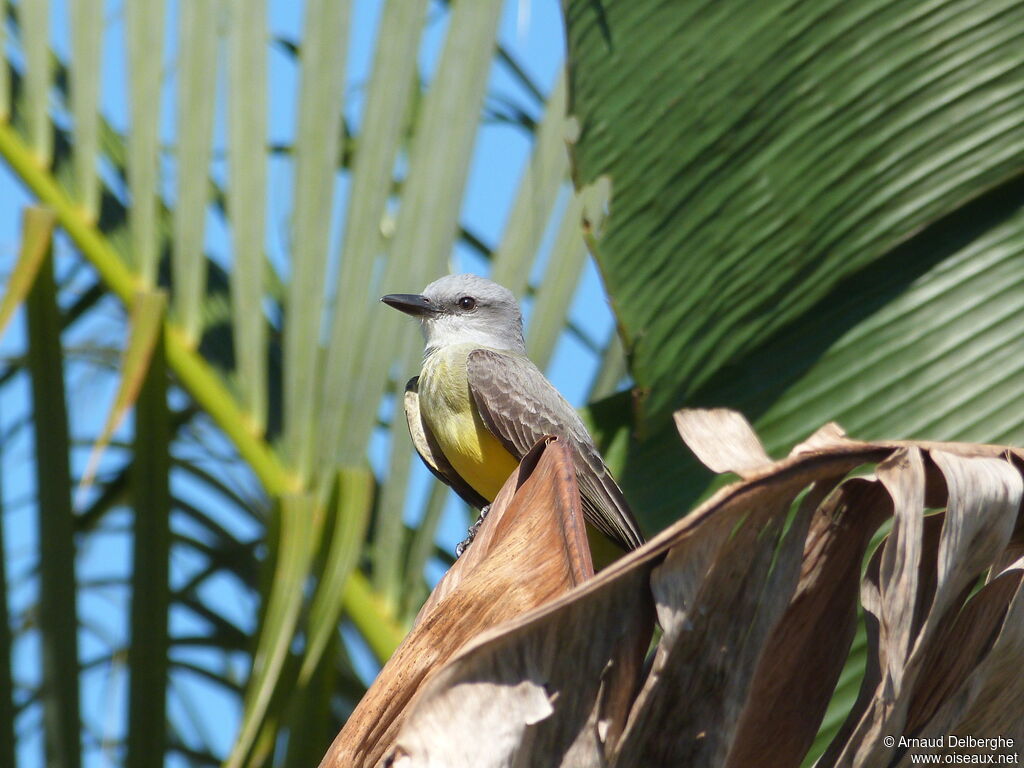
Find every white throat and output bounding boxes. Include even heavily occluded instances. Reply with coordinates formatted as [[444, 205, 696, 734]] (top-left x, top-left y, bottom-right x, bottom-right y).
[[422, 317, 525, 358]]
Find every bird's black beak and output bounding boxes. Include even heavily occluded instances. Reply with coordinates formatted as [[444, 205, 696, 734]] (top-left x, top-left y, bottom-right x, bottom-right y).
[[380, 293, 437, 317]]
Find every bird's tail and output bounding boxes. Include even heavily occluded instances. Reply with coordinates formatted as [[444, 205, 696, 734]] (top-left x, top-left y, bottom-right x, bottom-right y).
[[579, 462, 645, 551]]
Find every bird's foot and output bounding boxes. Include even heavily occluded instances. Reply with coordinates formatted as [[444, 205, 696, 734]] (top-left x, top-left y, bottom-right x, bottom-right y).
[[455, 505, 491, 558]]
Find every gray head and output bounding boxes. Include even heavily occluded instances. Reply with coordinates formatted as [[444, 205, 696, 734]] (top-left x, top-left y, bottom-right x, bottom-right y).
[[381, 273, 526, 354]]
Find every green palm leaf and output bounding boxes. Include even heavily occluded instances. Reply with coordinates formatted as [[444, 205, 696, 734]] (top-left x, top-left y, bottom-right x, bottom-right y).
[[0, 1, 654, 765], [24, 213, 80, 768], [125, 296, 170, 768]]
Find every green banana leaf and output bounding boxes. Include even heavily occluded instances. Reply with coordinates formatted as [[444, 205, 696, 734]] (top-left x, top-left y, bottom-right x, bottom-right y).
[[565, 1, 1024, 763], [566, 0, 1024, 529]]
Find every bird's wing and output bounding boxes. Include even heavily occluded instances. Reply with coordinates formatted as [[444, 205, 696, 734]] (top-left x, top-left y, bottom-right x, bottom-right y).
[[466, 350, 644, 550], [403, 377, 490, 509]]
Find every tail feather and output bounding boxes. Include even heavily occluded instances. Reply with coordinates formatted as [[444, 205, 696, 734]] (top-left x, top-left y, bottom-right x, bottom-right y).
[[576, 452, 645, 551]]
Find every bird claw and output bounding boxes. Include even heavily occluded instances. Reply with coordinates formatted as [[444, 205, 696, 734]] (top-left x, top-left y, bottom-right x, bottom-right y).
[[455, 504, 491, 558]]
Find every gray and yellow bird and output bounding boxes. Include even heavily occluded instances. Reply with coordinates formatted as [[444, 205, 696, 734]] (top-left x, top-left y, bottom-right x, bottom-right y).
[[382, 274, 644, 555]]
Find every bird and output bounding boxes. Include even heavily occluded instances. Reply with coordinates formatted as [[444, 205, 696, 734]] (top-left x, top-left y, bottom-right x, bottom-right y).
[[381, 273, 644, 556]]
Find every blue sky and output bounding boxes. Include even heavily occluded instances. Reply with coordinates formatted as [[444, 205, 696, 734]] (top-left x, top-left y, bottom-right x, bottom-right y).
[[0, 1, 619, 765]]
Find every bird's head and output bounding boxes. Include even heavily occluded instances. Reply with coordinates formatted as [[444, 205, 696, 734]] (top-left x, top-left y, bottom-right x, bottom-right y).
[[382, 273, 526, 354]]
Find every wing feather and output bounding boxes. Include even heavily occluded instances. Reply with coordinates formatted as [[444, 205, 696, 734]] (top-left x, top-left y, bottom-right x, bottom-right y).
[[403, 377, 489, 509], [466, 350, 644, 550]]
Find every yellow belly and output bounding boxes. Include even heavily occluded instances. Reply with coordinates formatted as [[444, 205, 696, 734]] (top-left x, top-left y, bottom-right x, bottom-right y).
[[419, 345, 520, 501]]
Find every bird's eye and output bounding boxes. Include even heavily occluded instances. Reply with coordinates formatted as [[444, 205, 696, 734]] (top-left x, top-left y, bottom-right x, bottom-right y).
[[457, 296, 476, 311]]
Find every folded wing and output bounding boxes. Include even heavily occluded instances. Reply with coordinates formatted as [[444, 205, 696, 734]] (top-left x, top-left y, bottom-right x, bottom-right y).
[[466, 349, 644, 550]]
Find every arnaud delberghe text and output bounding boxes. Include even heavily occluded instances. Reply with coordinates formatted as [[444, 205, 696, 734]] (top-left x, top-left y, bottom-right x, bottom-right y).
[[897, 736, 1015, 751]]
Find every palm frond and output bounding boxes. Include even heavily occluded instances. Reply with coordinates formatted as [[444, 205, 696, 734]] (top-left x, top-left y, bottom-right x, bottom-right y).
[[25, 217, 80, 768], [125, 298, 170, 768]]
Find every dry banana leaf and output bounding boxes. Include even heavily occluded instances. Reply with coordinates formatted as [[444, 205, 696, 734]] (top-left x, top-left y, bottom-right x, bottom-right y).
[[320, 436, 598, 768], [329, 409, 1024, 768]]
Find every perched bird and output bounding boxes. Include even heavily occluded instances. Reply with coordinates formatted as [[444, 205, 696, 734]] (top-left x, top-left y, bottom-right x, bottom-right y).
[[381, 274, 644, 555]]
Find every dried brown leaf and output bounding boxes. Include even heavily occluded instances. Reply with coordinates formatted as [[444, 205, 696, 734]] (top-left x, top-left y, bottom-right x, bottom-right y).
[[725, 476, 889, 768], [323, 408, 1024, 768], [789, 421, 850, 456], [673, 407, 773, 478], [925, 557, 1024, 744], [876, 448, 928, 695], [386, 560, 652, 767], [320, 437, 593, 768], [823, 451, 1022, 767]]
